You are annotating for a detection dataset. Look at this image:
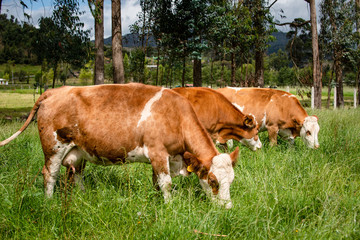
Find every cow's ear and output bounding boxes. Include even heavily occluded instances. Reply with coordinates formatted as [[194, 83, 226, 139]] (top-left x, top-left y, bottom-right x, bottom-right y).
[[244, 115, 255, 128], [183, 152, 202, 172], [230, 146, 239, 167]]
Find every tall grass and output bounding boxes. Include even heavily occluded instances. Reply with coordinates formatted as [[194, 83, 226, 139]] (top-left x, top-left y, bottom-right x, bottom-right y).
[[0, 109, 359, 239]]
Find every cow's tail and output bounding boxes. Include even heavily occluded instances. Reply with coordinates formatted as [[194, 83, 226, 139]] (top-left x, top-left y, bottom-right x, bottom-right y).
[[0, 92, 48, 147]]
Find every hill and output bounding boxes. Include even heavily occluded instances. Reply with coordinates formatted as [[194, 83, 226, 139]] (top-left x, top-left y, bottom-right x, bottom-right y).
[[104, 32, 289, 54]]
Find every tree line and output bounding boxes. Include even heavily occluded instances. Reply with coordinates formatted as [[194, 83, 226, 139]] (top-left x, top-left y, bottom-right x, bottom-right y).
[[0, 0, 359, 109]]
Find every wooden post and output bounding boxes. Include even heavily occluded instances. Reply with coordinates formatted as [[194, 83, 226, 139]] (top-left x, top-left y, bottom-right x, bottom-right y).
[[286, 86, 290, 93], [311, 86, 315, 109], [334, 87, 337, 109], [355, 88, 357, 108]]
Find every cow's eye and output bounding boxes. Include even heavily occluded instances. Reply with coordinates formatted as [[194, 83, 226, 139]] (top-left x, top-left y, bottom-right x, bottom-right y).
[[306, 131, 311, 136]]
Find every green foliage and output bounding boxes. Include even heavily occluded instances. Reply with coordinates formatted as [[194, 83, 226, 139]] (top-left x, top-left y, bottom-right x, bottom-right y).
[[79, 61, 94, 85], [285, 18, 312, 68], [34, 0, 91, 87], [277, 67, 296, 86], [0, 15, 38, 64], [0, 109, 360, 238], [3, 73, 10, 81]]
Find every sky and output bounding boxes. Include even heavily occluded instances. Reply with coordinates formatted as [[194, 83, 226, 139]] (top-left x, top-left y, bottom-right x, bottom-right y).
[[2, 0, 320, 39]]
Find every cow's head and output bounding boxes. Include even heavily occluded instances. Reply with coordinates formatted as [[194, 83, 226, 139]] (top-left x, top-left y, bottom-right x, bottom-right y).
[[299, 115, 320, 149], [239, 115, 262, 151], [183, 147, 239, 209]]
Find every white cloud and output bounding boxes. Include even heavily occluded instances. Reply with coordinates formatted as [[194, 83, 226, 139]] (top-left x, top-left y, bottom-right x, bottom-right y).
[[271, 0, 321, 32]]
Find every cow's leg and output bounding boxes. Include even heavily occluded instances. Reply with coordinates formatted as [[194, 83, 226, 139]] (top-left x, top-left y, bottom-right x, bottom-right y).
[[150, 152, 172, 203], [42, 154, 62, 198], [267, 125, 279, 146]]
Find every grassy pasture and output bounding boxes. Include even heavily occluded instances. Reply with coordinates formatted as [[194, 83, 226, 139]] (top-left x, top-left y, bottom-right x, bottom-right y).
[[0, 104, 359, 238]]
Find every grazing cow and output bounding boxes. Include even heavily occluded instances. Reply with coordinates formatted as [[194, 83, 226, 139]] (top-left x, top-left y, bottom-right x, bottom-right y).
[[172, 87, 262, 151], [216, 87, 320, 148], [0, 83, 239, 208]]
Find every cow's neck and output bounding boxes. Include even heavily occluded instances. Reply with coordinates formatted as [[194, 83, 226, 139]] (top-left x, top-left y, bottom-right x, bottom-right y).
[[184, 119, 218, 169], [217, 103, 245, 129]]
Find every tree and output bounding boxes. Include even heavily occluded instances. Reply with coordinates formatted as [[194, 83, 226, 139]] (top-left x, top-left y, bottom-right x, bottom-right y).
[[284, 18, 312, 68], [88, 0, 104, 85], [307, 0, 322, 109], [320, 0, 354, 108], [150, 0, 212, 87], [244, 0, 277, 87], [130, 0, 155, 84], [35, 0, 91, 88], [112, 0, 125, 83]]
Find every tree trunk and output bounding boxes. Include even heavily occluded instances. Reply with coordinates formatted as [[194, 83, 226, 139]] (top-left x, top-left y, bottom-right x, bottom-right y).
[[356, 0, 360, 105], [156, 47, 160, 86], [255, 49, 264, 87], [334, 49, 344, 107], [182, 55, 186, 87], [221, 52, 225, 87], [94, 0, 104, 85], [245, 59, 249, 87], [52, 62, 58, 88], [193, 58, 202, 87], [327, 64, 334, 109], [328, 0, 344, 108], [309, 0, 322, 109], [112, 0, 125, 84], [210, 55, 214, 88], [231, 51, 236, 86]]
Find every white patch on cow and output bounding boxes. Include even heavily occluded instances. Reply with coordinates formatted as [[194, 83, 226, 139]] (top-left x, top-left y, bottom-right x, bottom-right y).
[[282, 93, 296, 98], [270, 99, 274, 103], [209, 154, 235, 209], [278, 129, 295, 144], [158, 158, 172, 204], [137, 88, 165, 127], [169, 155, 189, 177], [46, 132, 77, 197], [126, 145, 151, 163], [260, 113, 267, 131], [232, 103, 244, 112], [0, 130, 22, 146], [300, 116, 320, 149], [227, 87, 243, 93], [240, 137, 262, 151]]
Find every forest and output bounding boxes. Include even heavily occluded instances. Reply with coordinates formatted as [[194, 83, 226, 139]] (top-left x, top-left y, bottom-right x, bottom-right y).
[[0, 0, 359, 108]]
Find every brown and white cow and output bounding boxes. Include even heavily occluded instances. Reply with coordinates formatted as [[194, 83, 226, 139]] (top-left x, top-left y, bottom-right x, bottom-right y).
[[0, 83, 239, 208], [216, 87, 320, 149], [172, 87, 262, 151]]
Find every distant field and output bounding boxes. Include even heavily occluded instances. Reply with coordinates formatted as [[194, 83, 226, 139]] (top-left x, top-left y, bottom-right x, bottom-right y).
[[0, 86, 357, 121], [0, 108, 359, 239]]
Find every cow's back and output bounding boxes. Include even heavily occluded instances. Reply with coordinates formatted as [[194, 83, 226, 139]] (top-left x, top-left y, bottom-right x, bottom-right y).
[[217, 88, 307, 129], [36, 83, 198, 161]]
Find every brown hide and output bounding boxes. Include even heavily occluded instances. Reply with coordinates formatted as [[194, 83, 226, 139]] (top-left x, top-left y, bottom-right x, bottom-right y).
[[216, 87, 308, 145], [38, 84, 218, 167], [172, 87, 259, 143]]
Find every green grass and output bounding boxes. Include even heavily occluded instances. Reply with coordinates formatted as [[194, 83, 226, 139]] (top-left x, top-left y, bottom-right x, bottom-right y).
[[0, 92, 40, 120], [0, 109, 359, 239]]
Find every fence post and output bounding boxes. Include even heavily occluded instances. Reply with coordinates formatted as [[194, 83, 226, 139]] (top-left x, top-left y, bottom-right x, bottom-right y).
[[286, 86, 290, 93], [334, 87, 337, 109], [355, 88, 357, 108], [311, 86, 314, 109]]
